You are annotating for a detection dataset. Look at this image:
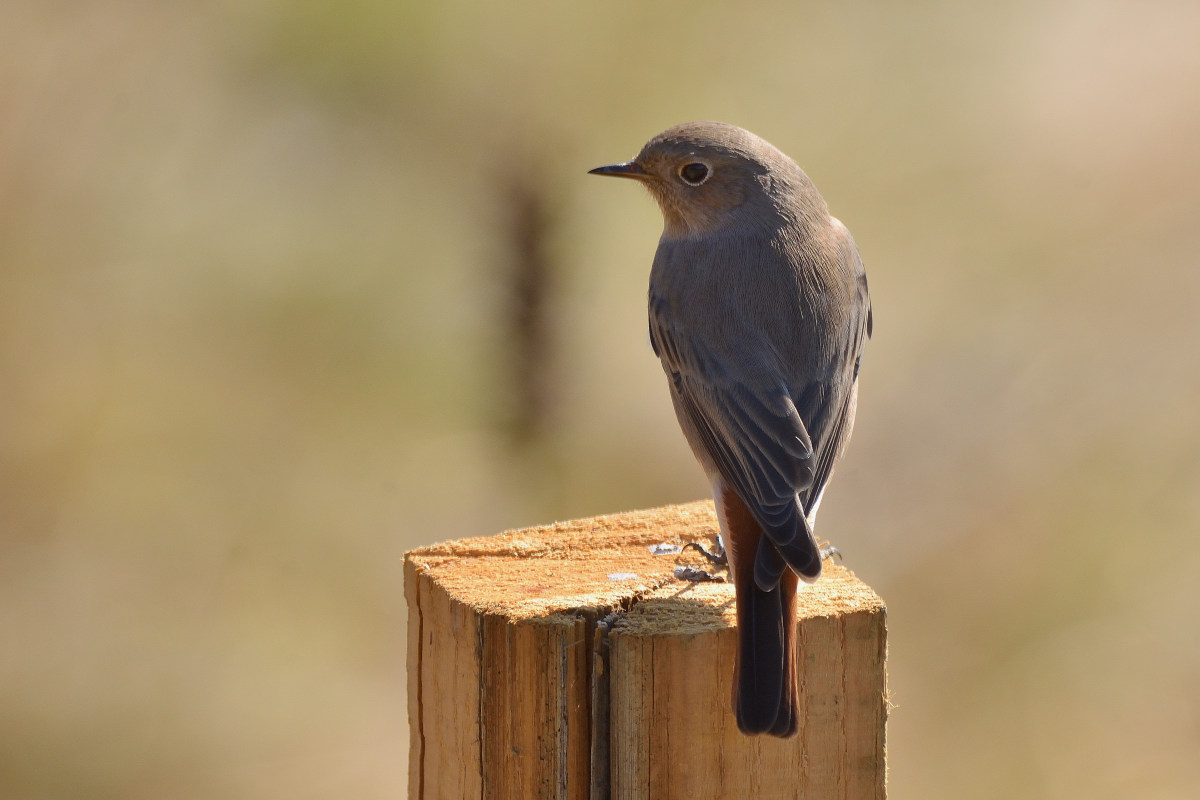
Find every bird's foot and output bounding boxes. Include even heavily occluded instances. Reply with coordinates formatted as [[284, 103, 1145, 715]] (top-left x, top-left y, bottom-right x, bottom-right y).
[[820, 544, 843, 562], [652, 539, 727, 581], [673, 565, 725, 582]]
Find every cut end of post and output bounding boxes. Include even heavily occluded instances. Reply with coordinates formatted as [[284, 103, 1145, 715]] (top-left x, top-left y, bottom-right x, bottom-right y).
[[404, 500, 887, 799]]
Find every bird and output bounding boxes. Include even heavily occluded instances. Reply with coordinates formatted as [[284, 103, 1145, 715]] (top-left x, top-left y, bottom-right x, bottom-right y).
[[589, 121, 872, 737]]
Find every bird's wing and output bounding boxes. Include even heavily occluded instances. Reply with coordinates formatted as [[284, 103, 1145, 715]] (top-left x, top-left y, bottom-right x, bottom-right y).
[[649, 298, 819, 573]]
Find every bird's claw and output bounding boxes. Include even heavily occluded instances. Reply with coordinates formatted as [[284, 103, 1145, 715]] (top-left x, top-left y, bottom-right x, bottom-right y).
[[674, 565, 725, 582], [820, 545, 843, 562]]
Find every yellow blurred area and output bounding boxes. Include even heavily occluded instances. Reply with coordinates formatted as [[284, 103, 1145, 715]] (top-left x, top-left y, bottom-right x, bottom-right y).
[[3, 1, 1199, 797]]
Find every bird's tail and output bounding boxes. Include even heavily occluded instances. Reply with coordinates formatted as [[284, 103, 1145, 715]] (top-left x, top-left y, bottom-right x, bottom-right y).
[[719, 487, 800, 737]]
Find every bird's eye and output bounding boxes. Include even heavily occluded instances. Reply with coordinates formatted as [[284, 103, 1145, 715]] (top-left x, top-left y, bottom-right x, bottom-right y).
[[679, 162, 711, 186]]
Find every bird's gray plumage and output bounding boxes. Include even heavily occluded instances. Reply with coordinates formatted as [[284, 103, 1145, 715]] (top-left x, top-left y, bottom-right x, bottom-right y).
[[644, 128, 871, 588], [591, 120, 871, 736]]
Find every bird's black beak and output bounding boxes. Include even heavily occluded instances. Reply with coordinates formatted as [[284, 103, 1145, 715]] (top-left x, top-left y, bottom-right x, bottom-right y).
[[588, 161, 647, 179]]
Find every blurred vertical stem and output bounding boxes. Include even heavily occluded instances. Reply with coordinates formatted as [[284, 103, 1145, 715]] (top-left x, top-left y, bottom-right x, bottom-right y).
[[498, 163, 557, 447]]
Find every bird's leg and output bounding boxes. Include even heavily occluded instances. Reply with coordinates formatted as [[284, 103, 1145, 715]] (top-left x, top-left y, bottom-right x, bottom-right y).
[[683, 538, 727, 565]]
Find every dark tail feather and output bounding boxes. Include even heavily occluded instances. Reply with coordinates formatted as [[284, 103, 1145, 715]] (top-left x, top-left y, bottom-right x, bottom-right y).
[[769, 569, 800, 737], [734, 576, 799, 737], [734, 579, 786, 734], [722, 487, 801, 737]]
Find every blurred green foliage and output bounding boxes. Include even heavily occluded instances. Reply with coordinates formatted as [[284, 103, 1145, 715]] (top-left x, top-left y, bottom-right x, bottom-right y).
[[2, 1, 1199, 798]]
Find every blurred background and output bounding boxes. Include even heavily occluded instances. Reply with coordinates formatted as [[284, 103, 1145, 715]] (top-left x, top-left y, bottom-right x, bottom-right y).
[[3, 1, 1199, 797]]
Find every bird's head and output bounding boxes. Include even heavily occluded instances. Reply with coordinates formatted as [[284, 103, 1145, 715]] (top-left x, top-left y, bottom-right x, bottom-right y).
[[589, 121, 822, 238]]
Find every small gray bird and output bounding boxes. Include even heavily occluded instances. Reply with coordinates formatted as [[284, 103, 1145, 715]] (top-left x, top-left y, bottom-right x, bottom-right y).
[[590, 122, 872, 737]]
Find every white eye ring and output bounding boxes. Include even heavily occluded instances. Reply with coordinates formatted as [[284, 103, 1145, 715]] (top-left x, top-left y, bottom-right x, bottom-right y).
[[678, 162, 711, 186]]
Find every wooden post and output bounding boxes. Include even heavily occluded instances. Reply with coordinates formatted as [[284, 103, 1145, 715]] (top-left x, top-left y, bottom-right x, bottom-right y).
[[405, 501, 887, 800]]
